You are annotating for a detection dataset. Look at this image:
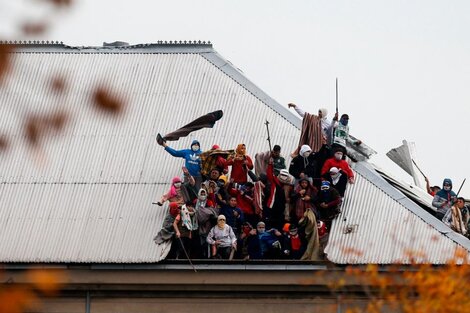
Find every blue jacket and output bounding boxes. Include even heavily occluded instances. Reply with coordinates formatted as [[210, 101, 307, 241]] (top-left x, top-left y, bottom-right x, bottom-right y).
[[165, 140, 202, 177]]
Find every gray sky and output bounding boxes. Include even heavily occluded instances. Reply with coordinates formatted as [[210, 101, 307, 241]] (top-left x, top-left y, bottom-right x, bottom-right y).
[[3, 0, 470, 196]]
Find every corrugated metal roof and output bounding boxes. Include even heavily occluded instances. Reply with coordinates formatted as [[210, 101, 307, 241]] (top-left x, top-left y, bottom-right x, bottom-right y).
[[325, 162, 470, 264], [0, 43, 301, 263], [1, 42, 468, 264]]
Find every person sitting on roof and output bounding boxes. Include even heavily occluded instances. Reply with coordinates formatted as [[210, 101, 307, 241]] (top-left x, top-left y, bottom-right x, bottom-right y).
[[282, 223, 306, 260], [254, 144, 286, 177], [228, 180, 257, 227], [202, 167, 222, 205], [219, 196, 244, 237], [260, 159, 290, 231], [425, 176, 441, 197], [172, 204, 197, 259], [161, 139, 202, 185], [246, 222, 283, 259], [442, 197, 469, 236], [154, 202, 181, 245], [289, 144, 318, 182], [194, 188, 217, 258], [207, 215, 237, 259], [226, 143, 254, 184], [322, 167, 348, 197], [291, 177, 318, 224], [298, 207, 322, 261], [332, 114, 361, 156], [321, 148, 355, 184], [315, 181, 342, 230], [432, 178, 457, 220], [214, 174, 230, 208], [199, 144, 232, 177], [157, 176, 185, 206]]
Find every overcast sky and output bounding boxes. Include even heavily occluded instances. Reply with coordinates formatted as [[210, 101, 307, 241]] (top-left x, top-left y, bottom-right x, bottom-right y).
[[2, 0, 470, 196]]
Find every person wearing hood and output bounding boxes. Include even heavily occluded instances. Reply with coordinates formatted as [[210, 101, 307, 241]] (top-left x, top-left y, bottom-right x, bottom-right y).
[[207, 215, 237, 259], [289, 144, 318, 181], [226, 143, 254, 184], [161, 139, 202, 181], [315, 181, 342, 229], [433, 178, 457, 220]]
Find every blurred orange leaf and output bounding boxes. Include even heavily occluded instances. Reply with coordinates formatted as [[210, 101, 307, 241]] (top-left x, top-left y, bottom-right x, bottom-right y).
[[0, 43, 14, 82], [93, 87, 125, 114]]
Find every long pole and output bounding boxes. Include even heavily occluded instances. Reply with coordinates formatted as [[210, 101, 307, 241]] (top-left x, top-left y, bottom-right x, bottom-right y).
[[178, 237, 197, 273], [335, 77, 339, 115], [265, 120, 273, 152], [456, 178, 466, 197]]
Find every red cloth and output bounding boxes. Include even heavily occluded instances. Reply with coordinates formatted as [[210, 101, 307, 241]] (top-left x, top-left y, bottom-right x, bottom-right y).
[[321, 157, 354, 178], [228, 187, 254, 216], [226, 156, 254, 184], [266, 163, 281, 209], [290, 235, 301, 251]]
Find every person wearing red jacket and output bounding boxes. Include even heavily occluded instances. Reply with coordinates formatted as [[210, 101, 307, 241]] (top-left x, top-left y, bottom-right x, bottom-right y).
[[226, 144, 254, 184], [321, 149, 355, 183]]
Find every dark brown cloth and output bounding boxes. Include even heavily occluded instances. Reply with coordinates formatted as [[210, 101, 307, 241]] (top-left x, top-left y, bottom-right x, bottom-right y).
[[163, 110, 223, 141]]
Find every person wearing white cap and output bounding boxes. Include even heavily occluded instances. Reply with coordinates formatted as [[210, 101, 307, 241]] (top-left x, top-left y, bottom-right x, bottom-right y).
[[323, 167, 348, 197], [207, 215, 237, 259]]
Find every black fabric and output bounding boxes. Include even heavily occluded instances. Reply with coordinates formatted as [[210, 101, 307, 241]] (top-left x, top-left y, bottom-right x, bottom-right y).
[[162, 110, 224, 141]]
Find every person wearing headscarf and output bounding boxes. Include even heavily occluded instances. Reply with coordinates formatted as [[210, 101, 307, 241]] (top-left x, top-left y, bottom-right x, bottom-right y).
[[207, 215, 237, 259], [288, 103, 334, 147], [172, 204, 196, 259], [226, 144, 254, 184], [292, 177, 318, 222], [288, 144, 317, 180], [432, 178, 457, 220], [157, 176, 185, 206]]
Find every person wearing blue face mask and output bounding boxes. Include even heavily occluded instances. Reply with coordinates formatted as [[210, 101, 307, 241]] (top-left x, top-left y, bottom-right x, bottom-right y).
[[161, 139, 202, 183], [332, 114, 361, 156]]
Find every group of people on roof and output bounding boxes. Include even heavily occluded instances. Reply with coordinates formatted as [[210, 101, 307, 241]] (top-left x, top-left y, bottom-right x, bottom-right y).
[[153, 103, 361, 260], [428, 178, 470, 237]]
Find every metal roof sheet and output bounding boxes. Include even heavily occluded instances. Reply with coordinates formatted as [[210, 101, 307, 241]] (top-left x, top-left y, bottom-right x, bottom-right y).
[[1, 42, 468, 264], [325, 162, 470, 264], [0, 43, 301, 263]]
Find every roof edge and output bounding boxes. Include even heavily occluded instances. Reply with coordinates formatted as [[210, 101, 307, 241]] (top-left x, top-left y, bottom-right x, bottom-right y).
[[1, 40, 214, 53], [200, 50, 302, 129]]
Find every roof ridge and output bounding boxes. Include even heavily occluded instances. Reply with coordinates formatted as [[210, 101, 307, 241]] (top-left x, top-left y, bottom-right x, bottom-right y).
[[0, 40, 212, 49]]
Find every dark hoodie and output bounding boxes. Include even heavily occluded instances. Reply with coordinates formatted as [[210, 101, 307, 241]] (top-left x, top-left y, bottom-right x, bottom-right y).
[[164, 139, 202, 177], [432, 178, 457, 215]]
